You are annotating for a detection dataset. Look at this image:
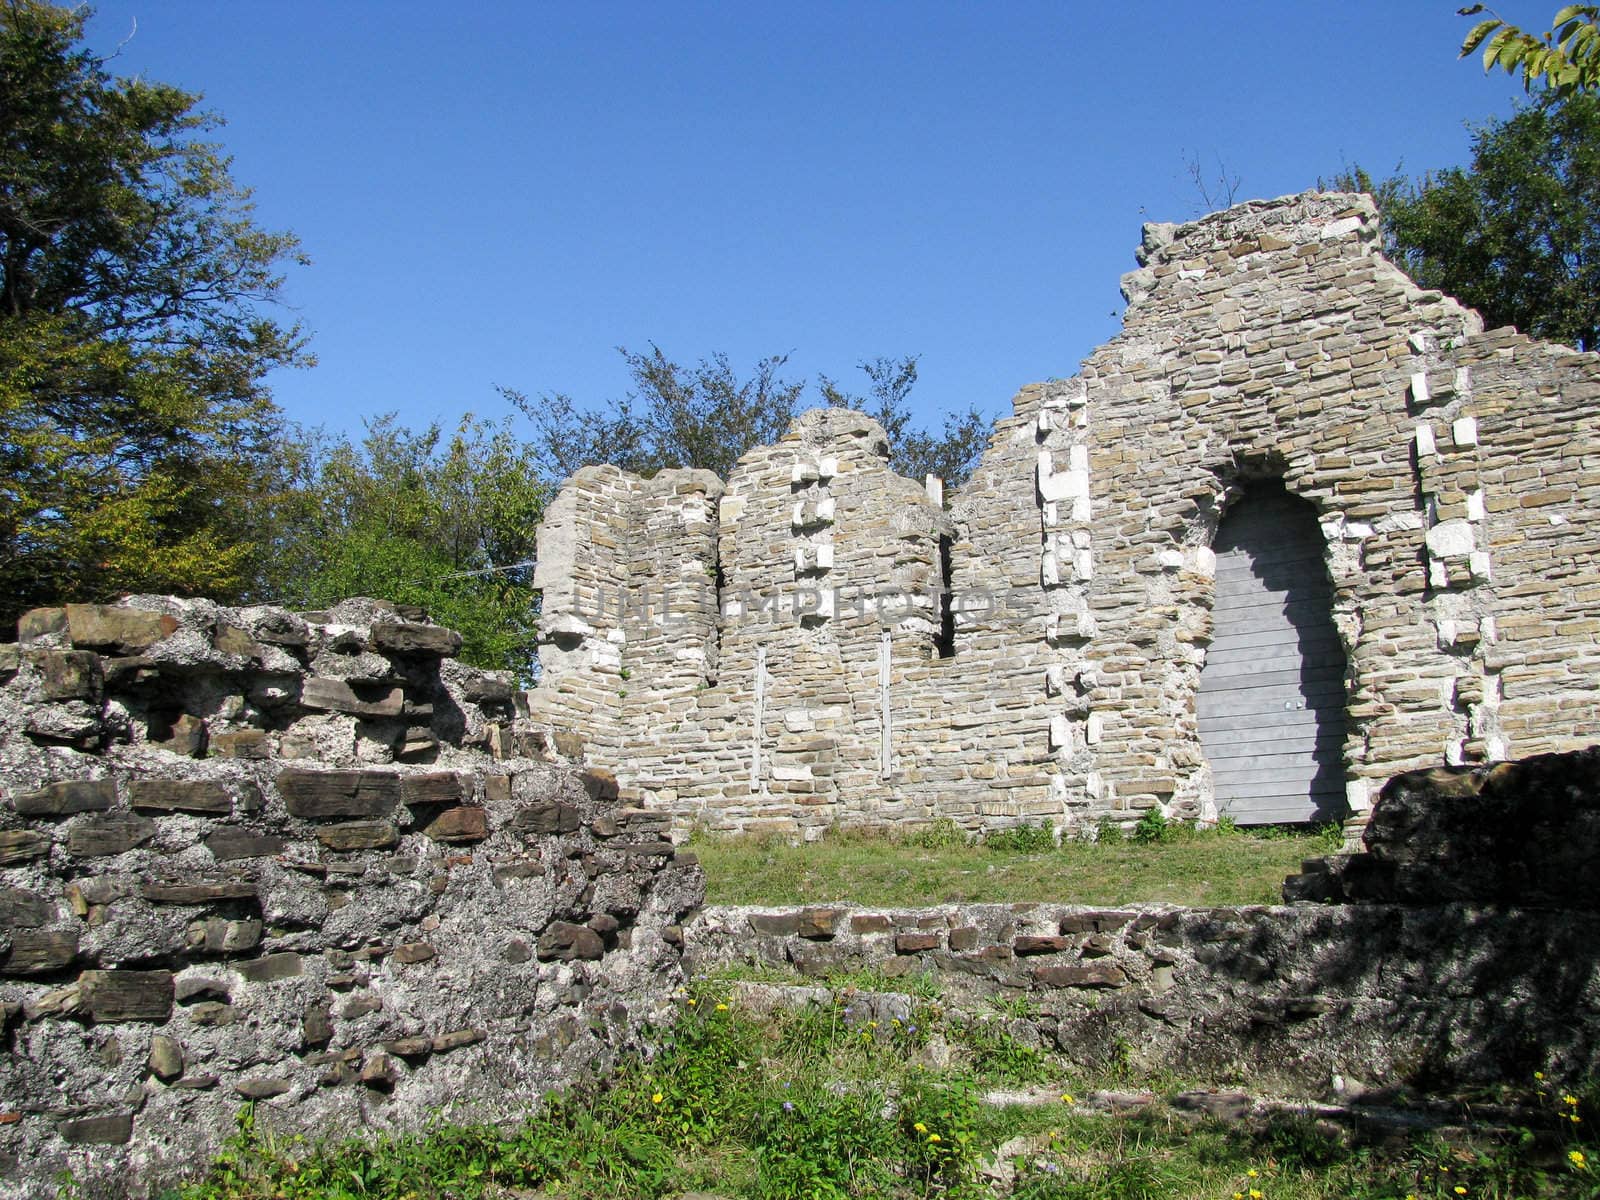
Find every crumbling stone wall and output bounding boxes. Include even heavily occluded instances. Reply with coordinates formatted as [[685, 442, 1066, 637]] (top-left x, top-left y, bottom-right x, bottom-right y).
[[529, 190, 1600, 836], [0, 598, 702, 1199], [685, 748, 1600, 1092]]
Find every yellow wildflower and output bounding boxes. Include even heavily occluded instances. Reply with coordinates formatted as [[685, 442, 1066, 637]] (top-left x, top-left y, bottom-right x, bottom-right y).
[[1250, 1190, 1263, 1199], [651, 1092, 662, 1104], [1247, 1168, 1259, 1178], [928, 1133, 941, 1144], [1570, 1149, 1588, 1169], [1454, 1188, 1467, 1195], [1535, 1071, 1546, 1080], [715, 1003, 728, 1011], [913, 1122, 926, 1133], [1566, 1094, 1580, 1106], [1060, 1093, 1076, 1105]]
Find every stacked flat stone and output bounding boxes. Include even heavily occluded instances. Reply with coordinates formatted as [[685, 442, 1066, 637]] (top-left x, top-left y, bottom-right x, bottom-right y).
[[528, 190, 1600, 837], [0, 598, 702, 1197]]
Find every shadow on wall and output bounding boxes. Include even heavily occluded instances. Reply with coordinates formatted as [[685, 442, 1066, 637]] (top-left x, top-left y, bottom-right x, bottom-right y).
[[1199, 481, 1348, 825]]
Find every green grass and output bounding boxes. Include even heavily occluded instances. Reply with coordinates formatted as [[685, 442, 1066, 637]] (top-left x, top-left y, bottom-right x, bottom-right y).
[[696, 821, 1335, 908], [165, 980, 1600, 1200]]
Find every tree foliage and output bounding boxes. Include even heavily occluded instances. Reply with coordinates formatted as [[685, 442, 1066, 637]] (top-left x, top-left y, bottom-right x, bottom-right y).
[[511, 346, 993, 493], [818, 356, 991, 488], [1345, 92, 1600, 352], [270, 415, 547, 679], [0, 0, 307, 628], [508, 345, 804, 483], [1460, 4, 1600, 95]]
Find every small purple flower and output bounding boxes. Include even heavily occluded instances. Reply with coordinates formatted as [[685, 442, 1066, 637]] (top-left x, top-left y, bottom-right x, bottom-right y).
[[906, 1024, 918, 1034], [783, 1100, 795, 1112]]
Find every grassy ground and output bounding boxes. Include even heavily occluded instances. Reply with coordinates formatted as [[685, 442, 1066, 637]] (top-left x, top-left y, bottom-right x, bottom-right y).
[[695, 820, 1338, 908], [170, 977, 1600, 1200]]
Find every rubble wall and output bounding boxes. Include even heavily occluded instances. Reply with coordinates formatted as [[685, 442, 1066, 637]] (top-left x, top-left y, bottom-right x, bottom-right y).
[[0, 598, 702, 1199], [528, 191, 1600, 836], [686, 899, 1600, 1094]]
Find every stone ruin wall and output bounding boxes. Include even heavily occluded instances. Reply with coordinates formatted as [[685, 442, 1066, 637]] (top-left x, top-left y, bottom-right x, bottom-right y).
[[528, 191, 1600, 837], [0, 598, 701, 1198]]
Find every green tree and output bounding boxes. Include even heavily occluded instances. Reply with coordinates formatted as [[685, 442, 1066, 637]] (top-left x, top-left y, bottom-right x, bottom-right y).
[[511, 346, 993, 492], [0, 0, 307, 629], [274, 415, 546, 679], [1349, 92, 1600, 352], [507, 344, 805, 482], [818, 356, 991, 488], [1461, 4, 1600, 95]]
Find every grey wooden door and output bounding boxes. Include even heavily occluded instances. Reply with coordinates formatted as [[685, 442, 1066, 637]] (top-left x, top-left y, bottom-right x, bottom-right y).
[[1198, 485, 1348, 824]]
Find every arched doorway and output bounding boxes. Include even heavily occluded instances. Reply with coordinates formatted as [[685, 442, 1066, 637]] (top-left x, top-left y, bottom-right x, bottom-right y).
[[1197, 483, 1348, 824]]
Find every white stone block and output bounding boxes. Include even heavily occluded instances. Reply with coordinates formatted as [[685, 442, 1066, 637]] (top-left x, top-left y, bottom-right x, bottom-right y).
[[816, 496, 836, 521], [1321, 216, 1363, 240], [1345, 778, 1370, 813], [791, 500, 807, 528], [1036, 410, 1054, 434], [770, 765, 813, 782], [1466, 490, 1486, 521], [719, 495, 746, 523], [1414, 423, 1435, 456], [924, 475, 943, 506], [1072, 495, 1092, 523], [793, 545, 809, 572], [1048, 714, 1072, 751], [1409, 373, 1430, 405], [1041, 501, 1058, 528], [1408, 332, 1429, 354], [1436, 619, 1458, 648], [1480, 615, 1497, 643], [1044, 665, 1066, 695], [1086, 713, 1103, 745], [1157, 549, 1184, 570], [1429, 560, 1451, 589], [1452, 416, 1478, 448], [1074, 550, 1094, 581], [1487, 736, 1507, 762], [1193, 546, 1216, 576], [817, 456, 837, 479], [1551, 513, 1569, 526], [1425, 518, 1475, 559], [1469, 551, 1493, 581], [815, 543, 834, 569], [1068, 444, 1090, 472], [783, 710, 814, 733], [791, 461, 818, 484], [1041, 550, 1059, 586]]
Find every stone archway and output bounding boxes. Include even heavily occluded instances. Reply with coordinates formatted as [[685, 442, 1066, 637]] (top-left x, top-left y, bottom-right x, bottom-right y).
[[1197, 482, 1348, 824]]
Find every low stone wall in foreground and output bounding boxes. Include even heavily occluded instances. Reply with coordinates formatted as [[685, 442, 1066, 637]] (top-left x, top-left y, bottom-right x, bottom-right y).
[[0, 598, 703, 1199]]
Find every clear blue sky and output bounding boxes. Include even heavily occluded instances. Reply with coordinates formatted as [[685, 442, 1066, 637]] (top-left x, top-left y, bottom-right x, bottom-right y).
[[82, 1, 1537, 446]]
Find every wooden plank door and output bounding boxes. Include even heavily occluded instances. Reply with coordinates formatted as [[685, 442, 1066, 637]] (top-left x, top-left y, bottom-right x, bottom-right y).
[[1198, 485, 1348, 824]]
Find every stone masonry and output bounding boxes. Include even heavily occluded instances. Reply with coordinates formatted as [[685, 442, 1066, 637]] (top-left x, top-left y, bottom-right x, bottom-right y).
[[0, 597, 702, 1198], [527, 190, 1600, 837]]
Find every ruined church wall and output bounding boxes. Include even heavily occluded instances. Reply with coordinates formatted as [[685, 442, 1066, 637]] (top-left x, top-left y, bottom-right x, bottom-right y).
[[1072, 192, 1600, 820], [528, 191, 1600, 836]]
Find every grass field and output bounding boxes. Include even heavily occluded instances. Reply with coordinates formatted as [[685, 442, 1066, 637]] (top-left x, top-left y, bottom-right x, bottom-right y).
[[694, 820, 1338, 908], [171, 977, 1599, 1200]]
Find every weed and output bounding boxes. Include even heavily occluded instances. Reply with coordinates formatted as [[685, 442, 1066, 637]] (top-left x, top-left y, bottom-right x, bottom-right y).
[[907, 816, 968, 849], [985, 821, 1057, 853], [950, 1016, 1052, 1084], [1130, 808, 1171, 844]]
